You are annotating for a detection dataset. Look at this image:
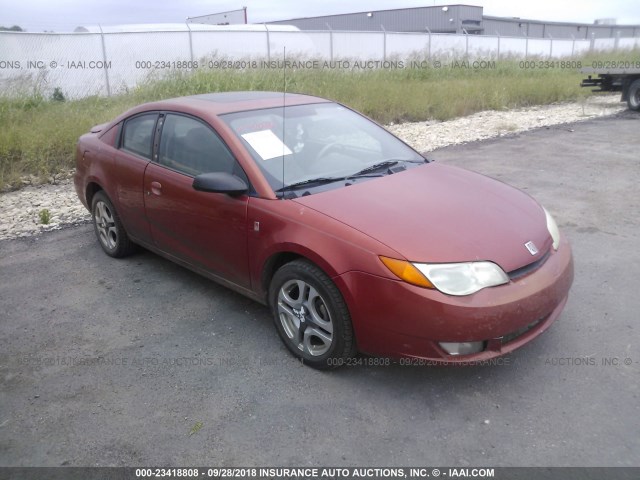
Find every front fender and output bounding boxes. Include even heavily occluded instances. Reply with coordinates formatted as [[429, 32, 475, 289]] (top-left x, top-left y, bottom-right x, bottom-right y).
[[247, 197, 401, 301]]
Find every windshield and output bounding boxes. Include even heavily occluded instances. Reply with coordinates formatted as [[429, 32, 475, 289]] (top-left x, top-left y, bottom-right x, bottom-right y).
[[221, 103, 425, 195]]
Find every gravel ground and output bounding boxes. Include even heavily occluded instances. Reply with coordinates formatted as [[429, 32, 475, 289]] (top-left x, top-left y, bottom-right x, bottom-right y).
[[0, 94, 624, 241]]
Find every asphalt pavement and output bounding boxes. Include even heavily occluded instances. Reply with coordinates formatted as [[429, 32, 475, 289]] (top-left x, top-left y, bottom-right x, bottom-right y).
[[0, 113, 638, 467]]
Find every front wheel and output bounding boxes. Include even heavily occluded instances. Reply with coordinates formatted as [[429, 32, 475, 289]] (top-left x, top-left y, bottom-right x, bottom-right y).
[[269, 260, 356, 369], [91, 191, 135, 258], [628, 79, 640, 111]]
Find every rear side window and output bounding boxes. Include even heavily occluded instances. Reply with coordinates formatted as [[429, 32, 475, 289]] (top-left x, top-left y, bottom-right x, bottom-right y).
[[158, 114, 237, 176], [121, 114, 157, 159]]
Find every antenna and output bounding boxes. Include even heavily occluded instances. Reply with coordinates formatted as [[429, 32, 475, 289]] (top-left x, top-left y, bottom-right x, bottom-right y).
[[281, 46, 286, 198]]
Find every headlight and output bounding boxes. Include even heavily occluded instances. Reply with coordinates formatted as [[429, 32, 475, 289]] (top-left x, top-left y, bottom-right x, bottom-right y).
[[543, 207, 560, 250], [379, 256, 434, 289], [414, 261, 509, 296], [379, 257, 509, 296]]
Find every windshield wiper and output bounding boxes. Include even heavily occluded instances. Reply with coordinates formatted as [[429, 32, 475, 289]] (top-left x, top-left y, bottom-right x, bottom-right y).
[[348, 160, 399, 177], [276, 159, 424, 194], [347, 158, 425, 178], [276, 177, 343, 192], [276, 173, 385, 193]]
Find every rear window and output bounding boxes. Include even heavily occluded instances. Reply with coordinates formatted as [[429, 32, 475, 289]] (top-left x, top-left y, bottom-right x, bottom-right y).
[[121, 114, 157, 159]]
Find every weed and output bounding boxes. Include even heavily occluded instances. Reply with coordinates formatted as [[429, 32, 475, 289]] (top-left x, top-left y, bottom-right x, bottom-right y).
[[39, 208, 51, 224]]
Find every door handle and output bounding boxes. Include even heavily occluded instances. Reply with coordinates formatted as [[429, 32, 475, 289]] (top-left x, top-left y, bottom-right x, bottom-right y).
[[150, 181, 162, 196]]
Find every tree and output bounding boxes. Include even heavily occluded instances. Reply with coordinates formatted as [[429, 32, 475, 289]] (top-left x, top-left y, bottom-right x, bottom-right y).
[[0, 25, 24, 32]]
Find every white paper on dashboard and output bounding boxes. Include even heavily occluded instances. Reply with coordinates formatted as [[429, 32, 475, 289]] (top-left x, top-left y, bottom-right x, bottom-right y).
[[241, 130, 292, 160]]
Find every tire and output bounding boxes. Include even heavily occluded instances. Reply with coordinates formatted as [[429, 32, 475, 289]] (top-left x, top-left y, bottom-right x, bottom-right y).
[[91, 191, 136, 258], [628, 79, 640, 111], [269, 259, 356, 369]]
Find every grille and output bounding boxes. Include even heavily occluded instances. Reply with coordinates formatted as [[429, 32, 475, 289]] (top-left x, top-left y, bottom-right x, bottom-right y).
[[501, 317, 545, 345], [508, 248, 551, 280]]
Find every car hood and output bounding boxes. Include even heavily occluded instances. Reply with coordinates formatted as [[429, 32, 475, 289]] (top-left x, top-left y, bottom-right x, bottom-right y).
[[293, 163, 552, 273]]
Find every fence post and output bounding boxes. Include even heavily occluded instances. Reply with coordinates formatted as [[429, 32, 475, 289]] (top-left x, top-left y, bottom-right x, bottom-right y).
[[571, 35, 575, 57], [496, 31, 500, 60], [326, 23, 333, 62], [265, 24, 271, 62], [549, 34, 553, 58], [98, 25, 111, 97], [186, 23, 194, 62], [381, 25, 386, 62], [590, 32, 595, 53], [525, 36, 529, 58], [614, 31, 620, 51], [463, 28, 469, 57], [425, 27, 431, 61]]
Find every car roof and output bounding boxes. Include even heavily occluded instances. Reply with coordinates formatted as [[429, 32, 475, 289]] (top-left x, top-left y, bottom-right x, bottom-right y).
[[128, 91, 332, 118]]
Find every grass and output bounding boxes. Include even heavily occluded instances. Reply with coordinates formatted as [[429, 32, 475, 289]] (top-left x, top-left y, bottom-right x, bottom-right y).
[[0, 54, 627, 190], [38, 208, 51, 224]]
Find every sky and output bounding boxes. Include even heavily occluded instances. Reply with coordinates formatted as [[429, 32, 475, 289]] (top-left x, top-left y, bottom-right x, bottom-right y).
[[1, 0, 639, 32]]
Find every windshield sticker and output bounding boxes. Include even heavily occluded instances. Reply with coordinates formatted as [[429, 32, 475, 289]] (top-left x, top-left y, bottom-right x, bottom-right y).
[[241, 130, 292, 160]]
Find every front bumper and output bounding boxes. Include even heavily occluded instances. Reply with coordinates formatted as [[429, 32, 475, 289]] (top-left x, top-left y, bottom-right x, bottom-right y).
[[334, 235, 574, 362]]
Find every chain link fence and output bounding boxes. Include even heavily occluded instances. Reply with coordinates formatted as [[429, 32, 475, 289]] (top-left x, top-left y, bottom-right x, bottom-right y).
[[1, 26, 639, 99]]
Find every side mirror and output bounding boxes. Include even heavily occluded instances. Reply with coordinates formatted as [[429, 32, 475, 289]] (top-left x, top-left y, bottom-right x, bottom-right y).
[[192, 172, 248, 196]]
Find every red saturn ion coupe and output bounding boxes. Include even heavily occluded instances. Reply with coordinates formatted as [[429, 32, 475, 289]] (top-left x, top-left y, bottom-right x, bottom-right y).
[[74, 91, 574, 369]]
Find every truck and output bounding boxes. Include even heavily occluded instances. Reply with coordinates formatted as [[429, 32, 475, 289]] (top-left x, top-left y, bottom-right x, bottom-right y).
[[580, 68, 640, 111]]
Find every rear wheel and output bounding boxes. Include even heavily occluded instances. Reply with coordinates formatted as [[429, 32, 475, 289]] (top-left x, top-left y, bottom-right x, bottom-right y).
[[91, 191, 135, 258], [628, 79, 640, 111], [269, 260, 355, 369]]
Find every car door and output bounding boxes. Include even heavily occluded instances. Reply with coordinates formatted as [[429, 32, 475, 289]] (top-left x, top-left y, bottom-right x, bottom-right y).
[[143, 112, 251, 288], [111, 112, 158, 245]]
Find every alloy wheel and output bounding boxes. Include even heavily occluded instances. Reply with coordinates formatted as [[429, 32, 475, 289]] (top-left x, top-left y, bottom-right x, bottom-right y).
[[277, 279, 334, 356], [94, 200, 118, 251]]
